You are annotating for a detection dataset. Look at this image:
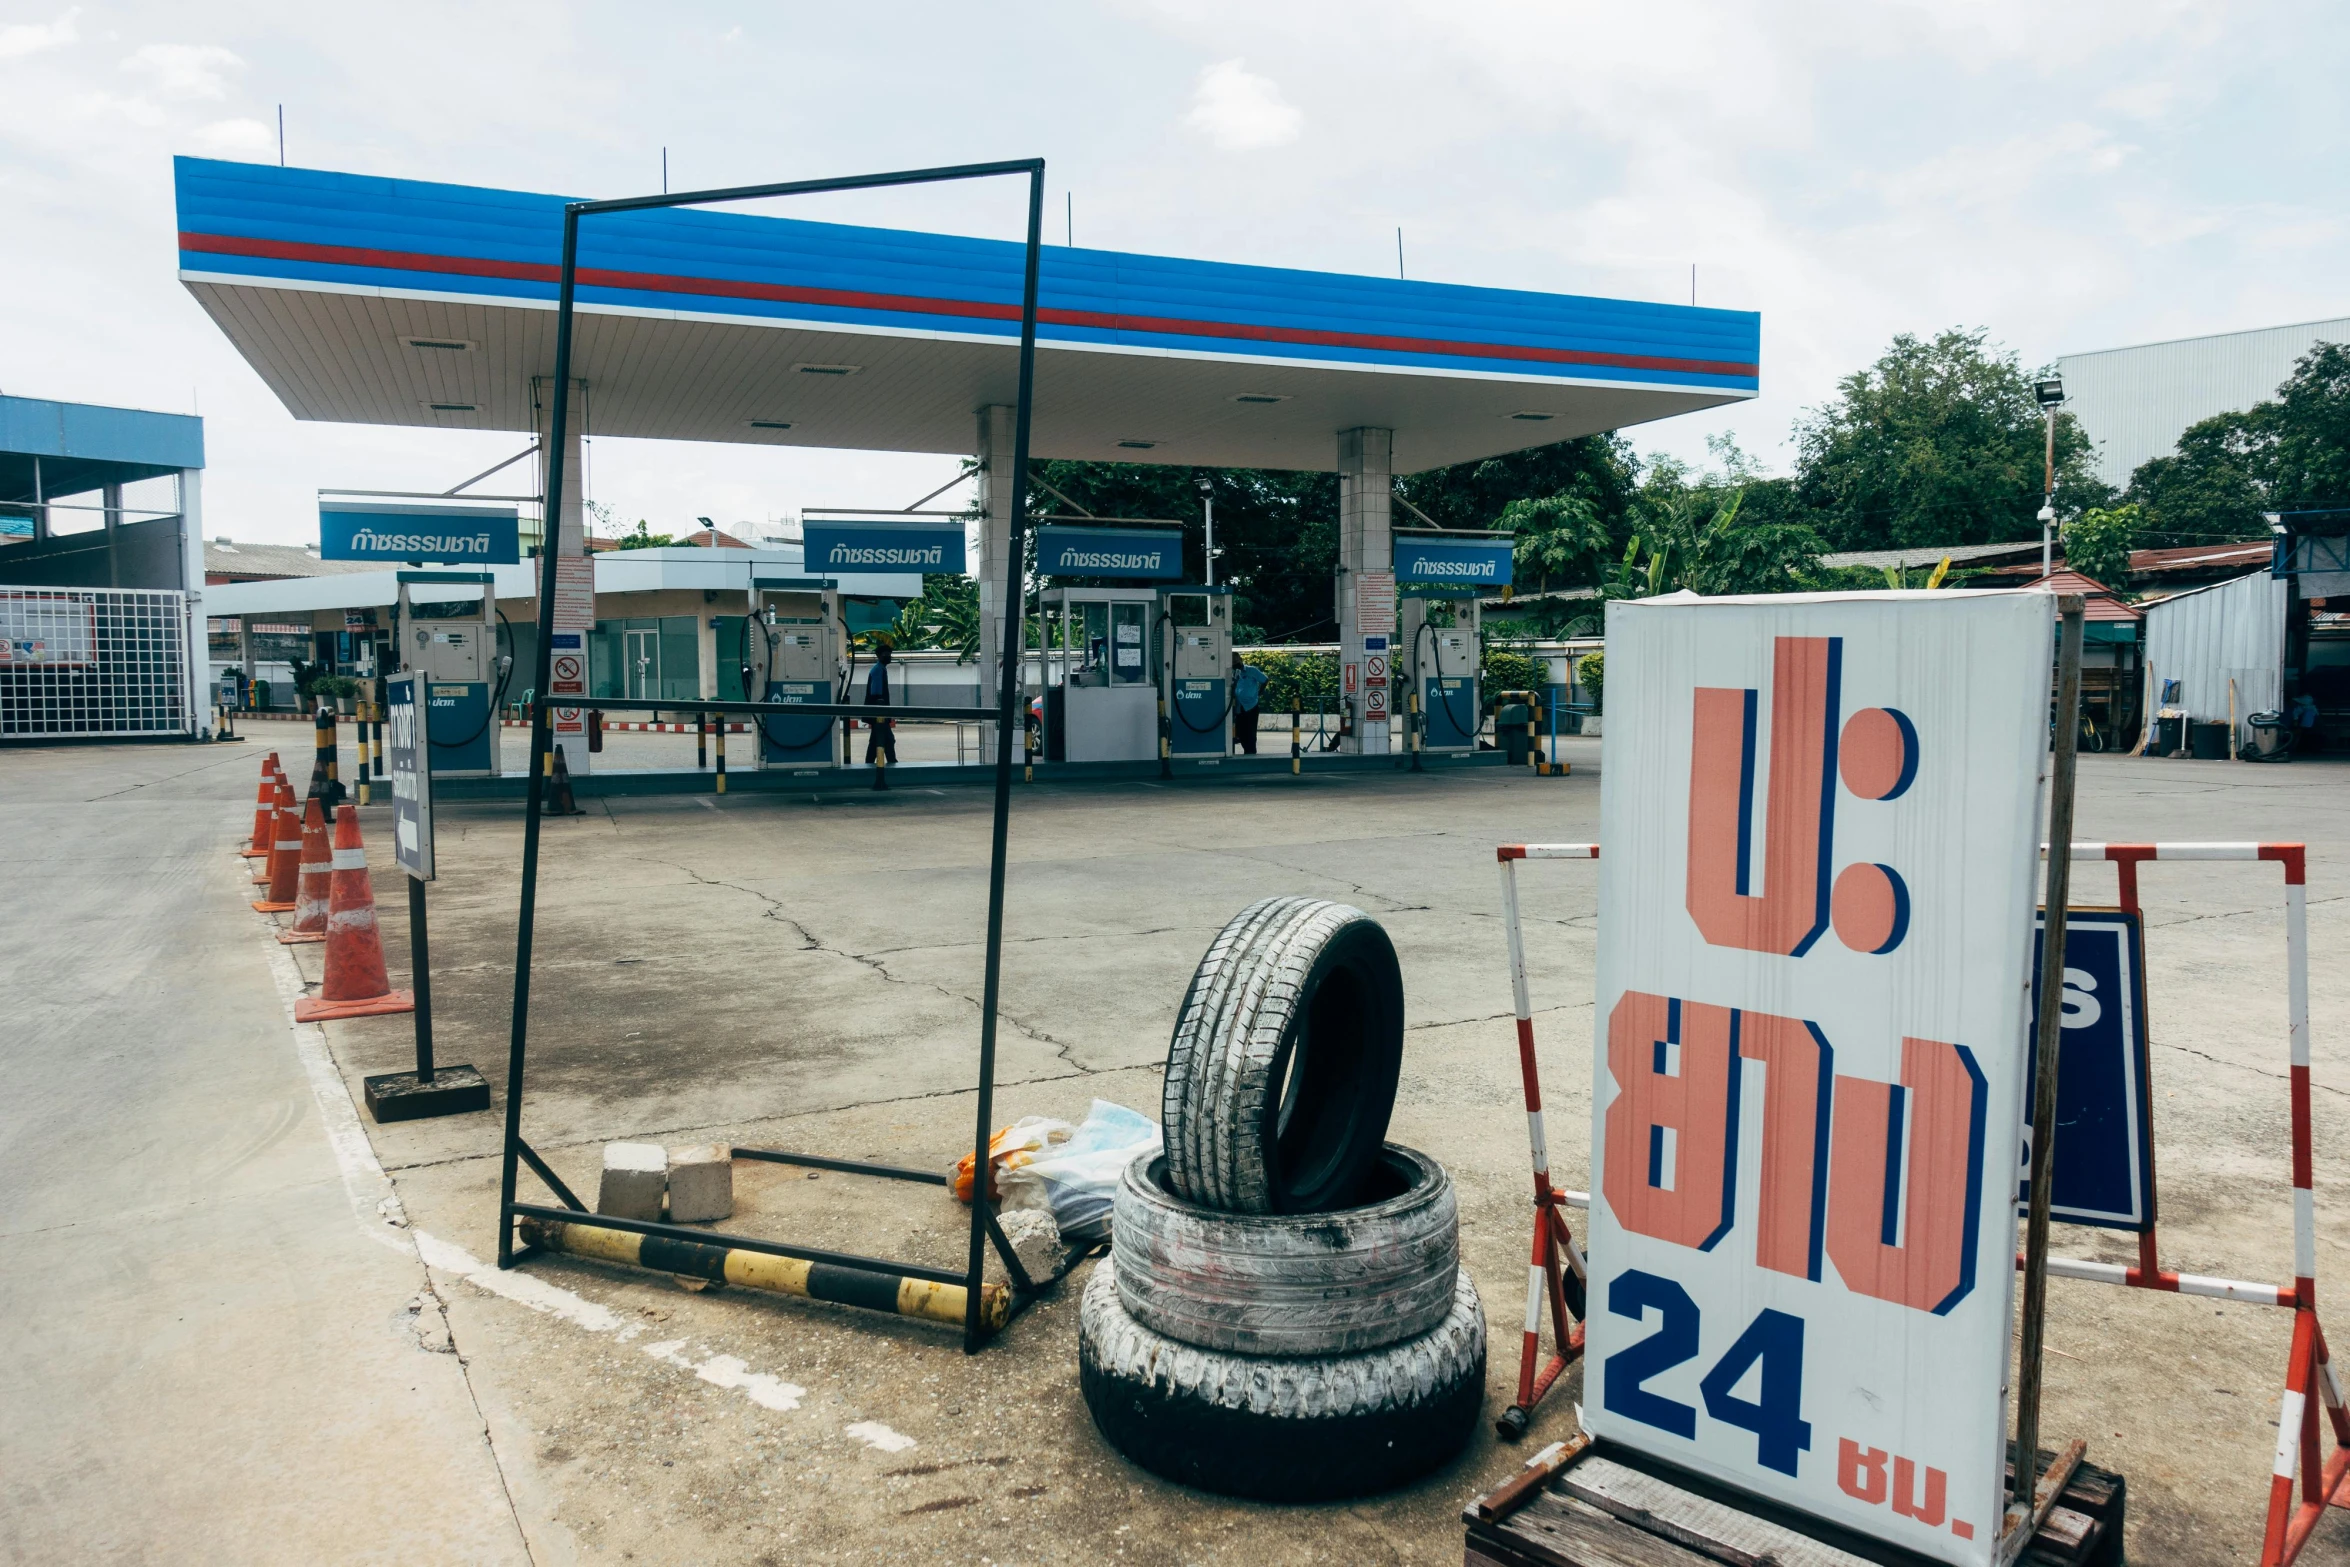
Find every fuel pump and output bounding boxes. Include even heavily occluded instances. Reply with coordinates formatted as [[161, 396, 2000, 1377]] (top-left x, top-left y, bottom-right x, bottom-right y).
[[1400, 589, 1481, 754], [1159, 586, 1233, 757], [742, 576, 842, 770], [395, 570, 509, 777]]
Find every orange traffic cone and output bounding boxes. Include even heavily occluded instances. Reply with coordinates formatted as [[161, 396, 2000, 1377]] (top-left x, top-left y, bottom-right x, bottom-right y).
[[252, 762, 291, 880], [277, 799, 332, 944], [251, 781, 303, 911], [294, 805, 414, 1022], [241, 753, 280, 857]]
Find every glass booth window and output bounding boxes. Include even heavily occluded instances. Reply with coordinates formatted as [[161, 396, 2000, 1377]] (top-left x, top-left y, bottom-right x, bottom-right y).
[[1111, 602, 1148, 684], [1074, 600, 1110, 687]]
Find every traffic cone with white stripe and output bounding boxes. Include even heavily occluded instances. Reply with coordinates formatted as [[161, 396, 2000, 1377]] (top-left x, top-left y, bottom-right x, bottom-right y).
[[276, 799, 332, 945], [250, 781, 302, 912], [253, 764, 290, 882], [295, 805, 414, 1023], [241, 753, 280, 857]]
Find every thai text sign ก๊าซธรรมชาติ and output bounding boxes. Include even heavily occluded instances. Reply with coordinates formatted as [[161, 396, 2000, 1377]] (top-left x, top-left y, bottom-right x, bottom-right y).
[[1585, 588, 2054, 1567]]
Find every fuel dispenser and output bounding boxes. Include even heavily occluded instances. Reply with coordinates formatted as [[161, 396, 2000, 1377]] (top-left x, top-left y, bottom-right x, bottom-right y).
[[742, 576, 843, 769], [1400, 589, 1482, 753], [1159, 586, 1233, 757], [396, 570, 510, 777], [1041, 584, 1158, 763]]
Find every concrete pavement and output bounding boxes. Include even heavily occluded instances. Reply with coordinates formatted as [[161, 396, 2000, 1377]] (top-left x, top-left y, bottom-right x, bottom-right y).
[[0, 742, 533, 1565]]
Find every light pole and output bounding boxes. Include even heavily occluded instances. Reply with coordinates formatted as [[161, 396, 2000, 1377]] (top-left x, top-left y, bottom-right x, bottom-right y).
[[1196, 475, 1215, 587], [2035, 377, 2065, 576]]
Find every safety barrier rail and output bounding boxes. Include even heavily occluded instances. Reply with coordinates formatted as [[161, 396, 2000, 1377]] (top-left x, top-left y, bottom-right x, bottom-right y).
[[1493, 836, 2345, 1565]]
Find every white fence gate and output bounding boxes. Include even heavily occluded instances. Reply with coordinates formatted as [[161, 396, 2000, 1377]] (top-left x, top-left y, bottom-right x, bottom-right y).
[[0, 587, 194, 738]]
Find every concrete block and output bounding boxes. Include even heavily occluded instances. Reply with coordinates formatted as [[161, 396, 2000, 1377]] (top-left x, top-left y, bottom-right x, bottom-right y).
[[996, 1207, 1062, 1285], [667, 1144, 733, 1223], [597, 1142, 667, 1221]]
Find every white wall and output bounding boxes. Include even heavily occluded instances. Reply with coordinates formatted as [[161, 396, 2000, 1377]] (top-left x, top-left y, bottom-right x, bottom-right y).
[[2143, 569, 2288, 747], [2059, 317, 2350, 490]]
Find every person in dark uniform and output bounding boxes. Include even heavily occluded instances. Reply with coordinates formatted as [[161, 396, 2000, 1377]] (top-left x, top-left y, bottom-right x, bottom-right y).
[[864, 638, 899, 789]]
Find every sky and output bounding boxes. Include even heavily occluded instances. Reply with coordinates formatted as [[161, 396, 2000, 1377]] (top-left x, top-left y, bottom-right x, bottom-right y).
[[5, 1, 2346, 548]]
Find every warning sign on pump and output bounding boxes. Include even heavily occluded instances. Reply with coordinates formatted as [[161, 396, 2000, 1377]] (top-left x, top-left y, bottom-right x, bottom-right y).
[[553, 706, 585, 734], [1366, 653, 1388, 685], [1365, 687, 1389, 720]]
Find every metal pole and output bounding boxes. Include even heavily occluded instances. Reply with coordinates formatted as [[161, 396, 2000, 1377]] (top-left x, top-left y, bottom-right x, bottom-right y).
[[965, 161, 1046, 1353], [2015, 594, 2086, 1506], [1203, 489, 1215, 588], [2042, 407, 2058, 578], [410, 873, 435, 1084], [497, 203, 580, 1269]]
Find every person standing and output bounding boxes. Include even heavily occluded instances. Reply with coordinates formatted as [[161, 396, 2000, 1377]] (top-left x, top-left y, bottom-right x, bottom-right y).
[[1231, 650, 1267, 755], [864, 638, 899, 789]]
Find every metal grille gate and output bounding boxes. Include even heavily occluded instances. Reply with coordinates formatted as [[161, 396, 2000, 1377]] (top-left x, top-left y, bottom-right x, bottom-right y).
[[0, 587, 192, 738]]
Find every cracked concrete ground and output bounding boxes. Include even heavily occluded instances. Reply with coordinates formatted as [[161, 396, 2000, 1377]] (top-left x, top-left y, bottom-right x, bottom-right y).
[[8, 736, 2349, 1563]]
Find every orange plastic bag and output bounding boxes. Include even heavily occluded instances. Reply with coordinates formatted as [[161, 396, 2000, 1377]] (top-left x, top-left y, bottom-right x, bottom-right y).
[[947, 1115, 1073, 1204]]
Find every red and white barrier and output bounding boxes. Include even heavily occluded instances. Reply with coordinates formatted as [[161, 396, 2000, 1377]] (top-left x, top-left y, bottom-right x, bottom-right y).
[[1497, 836, 2343, 1564], [1492, 841, 1598, 1439]]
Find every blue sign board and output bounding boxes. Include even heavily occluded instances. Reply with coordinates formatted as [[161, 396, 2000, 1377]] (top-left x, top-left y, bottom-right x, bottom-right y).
[[320, 501, 520, 564], [1036, 525, 1185, 580], [1394, 533, 1513, 589], [801, 518, 965, 574], [385, 672, 434, 880], [2021, 909, 2155, 1231]]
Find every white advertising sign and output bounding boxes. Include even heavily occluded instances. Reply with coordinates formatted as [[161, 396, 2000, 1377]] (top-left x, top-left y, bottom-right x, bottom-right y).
[[1588, 590, 2051, 1564]]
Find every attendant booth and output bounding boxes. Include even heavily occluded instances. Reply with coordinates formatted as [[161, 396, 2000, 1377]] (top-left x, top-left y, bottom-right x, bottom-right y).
[[1034, 523, 1186, 763]]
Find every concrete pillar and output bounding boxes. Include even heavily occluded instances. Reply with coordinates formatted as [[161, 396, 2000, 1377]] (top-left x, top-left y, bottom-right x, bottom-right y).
[[180, 469, 209, 738], [532, 378, 589, 556], [534, 378, 592, 776], [974, 404, 1019, 762], [1336, 428, 1396, 755]]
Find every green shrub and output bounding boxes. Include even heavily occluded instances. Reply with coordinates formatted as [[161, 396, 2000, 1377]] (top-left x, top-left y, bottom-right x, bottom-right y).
[[1247, 648, 1340, 712], [1481, 646, 1545, 702], [1576, 650, 1604, 713]]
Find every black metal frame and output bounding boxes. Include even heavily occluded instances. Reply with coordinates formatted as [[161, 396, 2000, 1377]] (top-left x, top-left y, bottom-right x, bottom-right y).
[[497, 157, 1051, 1353]]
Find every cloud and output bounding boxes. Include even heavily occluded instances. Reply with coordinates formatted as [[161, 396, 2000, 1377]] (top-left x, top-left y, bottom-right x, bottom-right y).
[[0, 6, 78, 60], [121, 42, 244, 100], [191, 117, 276, 157], [1185, 59, 1303, 150]]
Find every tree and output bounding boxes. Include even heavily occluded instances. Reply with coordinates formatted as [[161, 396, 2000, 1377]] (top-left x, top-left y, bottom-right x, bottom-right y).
[[1028, 460, 1337, 643], [2063, 505, 2142, 591], [2124, 340, 2350, 545], [1396, 435, 1639, 536], [613, 519, 674, 551], [1792, 328, 2111, 551], [2260, 340, 2350, 510]]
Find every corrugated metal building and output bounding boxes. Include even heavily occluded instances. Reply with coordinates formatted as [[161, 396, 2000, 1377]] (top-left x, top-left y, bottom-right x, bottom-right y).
[[2142, 570, 2289, 749], [2057, 315, 2350, 490]]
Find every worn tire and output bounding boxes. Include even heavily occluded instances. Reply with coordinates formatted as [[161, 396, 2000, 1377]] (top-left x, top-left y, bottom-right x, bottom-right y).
[[1078, 1261, 1484, 1501], [1112, 1145, 1457, 1354], [1162, 896, 1405, 1213]]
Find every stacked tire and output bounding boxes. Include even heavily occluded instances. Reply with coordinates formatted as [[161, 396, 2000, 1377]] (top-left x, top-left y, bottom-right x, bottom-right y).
[[1079, 897, 1485, 1502]]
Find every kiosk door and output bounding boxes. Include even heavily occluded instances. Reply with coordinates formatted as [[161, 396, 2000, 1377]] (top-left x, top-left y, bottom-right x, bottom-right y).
[[1052, 590, 1158, 763]]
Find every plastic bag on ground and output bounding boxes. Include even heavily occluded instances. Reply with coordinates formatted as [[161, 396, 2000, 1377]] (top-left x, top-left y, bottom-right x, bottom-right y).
[[996, 1100, 1162, 1246], [947, 1114, 1073, 1204]]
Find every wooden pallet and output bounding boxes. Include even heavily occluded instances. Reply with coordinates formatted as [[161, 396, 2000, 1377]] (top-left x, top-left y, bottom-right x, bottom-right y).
[[1464, 1441, 2126, 1567]]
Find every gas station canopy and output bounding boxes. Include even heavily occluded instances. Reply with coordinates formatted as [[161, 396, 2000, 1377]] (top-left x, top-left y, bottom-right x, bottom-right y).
[[174, 158, 1758, 474]]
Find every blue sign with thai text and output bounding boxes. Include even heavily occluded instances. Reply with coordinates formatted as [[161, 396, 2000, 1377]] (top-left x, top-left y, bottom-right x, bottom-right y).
[[1036, 525, 1185, 579], [320, 501, 519, 564], [2021, 909, 2155, 1232], [1394, 533, 1513, 588], [801, 518, 965, 574]]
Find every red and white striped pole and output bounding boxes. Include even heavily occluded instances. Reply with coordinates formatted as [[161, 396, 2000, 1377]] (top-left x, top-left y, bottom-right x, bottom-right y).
[[1494, 842, 1597, 1439]]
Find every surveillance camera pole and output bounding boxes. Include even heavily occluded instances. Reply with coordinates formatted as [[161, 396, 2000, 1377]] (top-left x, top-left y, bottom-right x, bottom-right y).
[[1198, 478, 1216, 588]]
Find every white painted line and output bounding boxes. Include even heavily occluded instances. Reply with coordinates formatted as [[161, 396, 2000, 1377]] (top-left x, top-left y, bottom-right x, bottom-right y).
[[845, 1421, 918, 1453], [259, 887, 902, 1445]]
